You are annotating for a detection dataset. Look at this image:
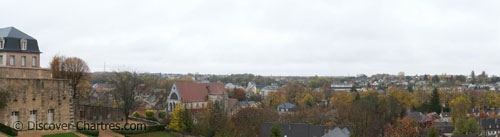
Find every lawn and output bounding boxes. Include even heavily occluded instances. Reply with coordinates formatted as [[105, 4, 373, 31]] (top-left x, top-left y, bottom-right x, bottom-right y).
[[42, 132, 80, 137], [127, 131, 174, 137], [0, 131, 13, 137]]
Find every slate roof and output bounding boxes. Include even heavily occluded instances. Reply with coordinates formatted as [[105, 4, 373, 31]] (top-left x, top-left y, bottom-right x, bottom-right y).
[[175, 82, 225, 102], [323, 127, 349, 137], [277, 102, 296, 109], [0, 27, 40, 53], [0, 27, 35, 39], [259, 123, 328, 137], [480, 118, 500, 129], [405, 112, 434, 123], [435, 126, 455, 134]]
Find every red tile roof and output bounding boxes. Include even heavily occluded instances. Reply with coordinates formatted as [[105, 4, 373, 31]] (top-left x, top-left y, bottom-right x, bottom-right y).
[[176, 82, 226, 102]]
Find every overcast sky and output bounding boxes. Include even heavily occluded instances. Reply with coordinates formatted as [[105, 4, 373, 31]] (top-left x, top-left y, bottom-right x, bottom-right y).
[[1, 0, 499, 76]]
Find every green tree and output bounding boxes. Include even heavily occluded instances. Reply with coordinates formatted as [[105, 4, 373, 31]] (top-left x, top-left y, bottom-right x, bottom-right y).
[[450, 96, 471, 123], [270, 123, 283, 137], [298, 93, 315, 107], [427, 127, 438, 137], [249, 93, 262, 102], [182, 108, 193, 132], [307, 76, 332, 88], [354, 92, 361, 101], [168, 104, 186, 131], [429, 88, 442, 114], [452, 118, 482, 135]]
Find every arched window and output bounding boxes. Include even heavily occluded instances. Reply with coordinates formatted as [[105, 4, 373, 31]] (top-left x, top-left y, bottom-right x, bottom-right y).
[[170, 93, 178, 100]]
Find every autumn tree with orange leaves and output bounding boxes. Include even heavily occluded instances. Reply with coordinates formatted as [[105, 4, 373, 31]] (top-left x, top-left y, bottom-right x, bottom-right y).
[[384, 118, 428, 137]]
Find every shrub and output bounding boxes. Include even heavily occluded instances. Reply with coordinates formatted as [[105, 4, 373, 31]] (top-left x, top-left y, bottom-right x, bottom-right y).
[[145, 110, 155, 118], [145, 110, 158, 121], [158, 110, 167, 119], [0, 123, 18, 136], [132, 111, 143, 118]]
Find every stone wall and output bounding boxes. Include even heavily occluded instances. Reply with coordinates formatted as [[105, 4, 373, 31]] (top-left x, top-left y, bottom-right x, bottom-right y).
[[0, 66, 51, 79], [74, 104, 124, 123], [0, 78, 72, 130]]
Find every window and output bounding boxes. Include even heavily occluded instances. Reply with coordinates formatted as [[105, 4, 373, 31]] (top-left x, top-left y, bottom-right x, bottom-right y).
[[80, 111, 85, 119], [0, 55, 3, 65], [21, 56, 26, 67], [0, 38, 4, 49], [20, 40, 27, 50], [29, 110, 37, 123], [47, 109, 54, 124], [32, 56, 37, 67], [9, 56, 14, 66]]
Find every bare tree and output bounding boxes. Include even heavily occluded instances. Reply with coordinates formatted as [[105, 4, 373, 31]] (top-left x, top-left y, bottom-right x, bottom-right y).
[[111, 71, 142, 124]]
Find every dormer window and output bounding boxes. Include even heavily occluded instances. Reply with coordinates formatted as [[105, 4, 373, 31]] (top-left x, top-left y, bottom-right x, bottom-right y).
[[20, 39, 27, 50]]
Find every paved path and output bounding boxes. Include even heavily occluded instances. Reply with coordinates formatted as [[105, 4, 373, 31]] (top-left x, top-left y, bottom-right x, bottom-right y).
[[98, 129, 124, 137]]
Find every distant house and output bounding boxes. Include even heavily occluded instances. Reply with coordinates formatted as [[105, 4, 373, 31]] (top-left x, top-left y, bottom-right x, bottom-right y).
[[246, 81, 258, 93], [225, 83, 243, 90], [239, 101, 261, 108], [261, 85, 279, 99], [440, 112, 451, 122], [166, 82, 227, 112], [405, 112, 438, 127], [322, 127, 350, 137], [433, 122, 453, 137], [259, 123, 329, 137], [277, 103, 295, 113], [479, 118, 500, 136]]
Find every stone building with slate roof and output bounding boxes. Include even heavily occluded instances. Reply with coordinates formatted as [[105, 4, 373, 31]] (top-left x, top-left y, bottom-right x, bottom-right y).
[[0, 27, 73, 130], [0, 27, 41, 68]]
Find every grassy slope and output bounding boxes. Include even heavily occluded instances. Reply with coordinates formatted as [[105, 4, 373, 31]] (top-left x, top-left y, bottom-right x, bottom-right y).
[[0, 131, 13, 137], [127, 131, 174, 137], [42, 132, 80, 137]]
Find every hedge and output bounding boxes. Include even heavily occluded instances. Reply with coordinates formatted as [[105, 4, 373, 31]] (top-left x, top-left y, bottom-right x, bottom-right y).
[[0, 123, 17, 136], [112, 124, 165, 135], [76, 127, 99, 137]]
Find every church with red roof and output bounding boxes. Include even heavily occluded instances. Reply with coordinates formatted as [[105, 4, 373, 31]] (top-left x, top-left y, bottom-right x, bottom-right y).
[[166, 82, 228, 112]]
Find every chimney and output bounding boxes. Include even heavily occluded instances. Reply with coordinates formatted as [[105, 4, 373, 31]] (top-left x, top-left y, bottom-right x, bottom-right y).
[[206, 85, 211, 93]]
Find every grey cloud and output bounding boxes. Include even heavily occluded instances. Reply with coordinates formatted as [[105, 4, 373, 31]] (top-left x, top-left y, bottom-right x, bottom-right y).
[[1, 0, 499, 76]]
